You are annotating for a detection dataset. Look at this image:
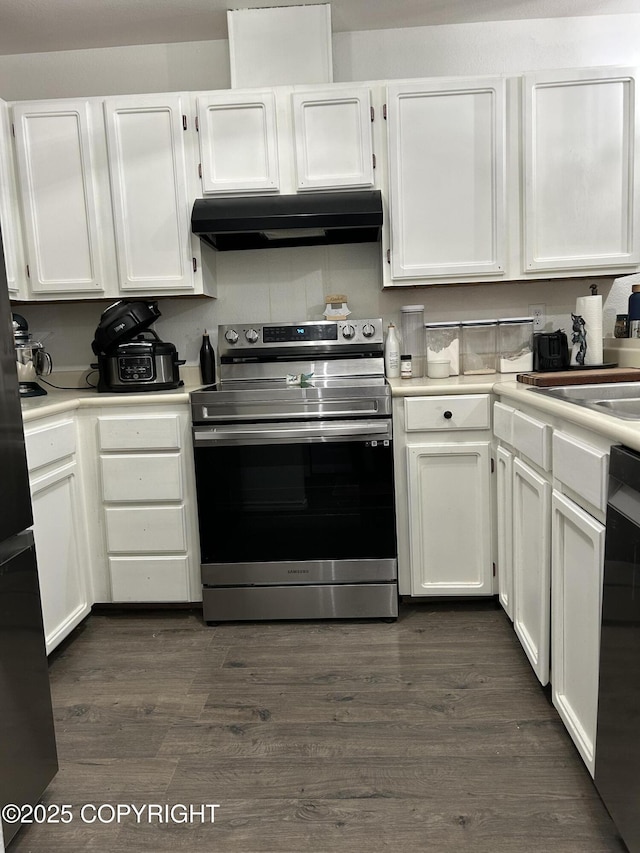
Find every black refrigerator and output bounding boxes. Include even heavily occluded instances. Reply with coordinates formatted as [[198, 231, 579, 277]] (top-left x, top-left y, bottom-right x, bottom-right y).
[[0, 227, 58, 846]]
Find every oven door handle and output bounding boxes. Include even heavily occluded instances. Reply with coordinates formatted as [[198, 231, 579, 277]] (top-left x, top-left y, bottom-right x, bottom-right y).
[[193, 419, 391, 445]]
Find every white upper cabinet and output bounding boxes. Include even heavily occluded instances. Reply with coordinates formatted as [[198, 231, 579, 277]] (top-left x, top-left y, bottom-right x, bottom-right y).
[[0, 99, 26, 298], [291, 87, 374, 191], [523, 66, 640, 272], [196, 91, 280, 195], [12, 99, 108, 295], [386, 77, 506, 281], [104, 94, 202, 293]]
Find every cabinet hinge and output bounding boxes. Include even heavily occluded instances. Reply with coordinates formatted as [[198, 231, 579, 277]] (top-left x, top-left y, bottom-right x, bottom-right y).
[[372, 153, 376, 169], [182, 114, 187, 131], [493, 562, 496, 577], [195, 115, 199, 132], [198, 163, 202, 179], [383, 103, 387, 120], [386, 249, 390, 264], [25, 264, 30, 278], [193, 257, 197, 273], [370, 106, 374, 122], [491, 457, 495, 473]]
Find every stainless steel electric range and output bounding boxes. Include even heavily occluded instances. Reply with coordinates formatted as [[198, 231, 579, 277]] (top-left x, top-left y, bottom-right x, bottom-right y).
[[190, 319, 398, 622]]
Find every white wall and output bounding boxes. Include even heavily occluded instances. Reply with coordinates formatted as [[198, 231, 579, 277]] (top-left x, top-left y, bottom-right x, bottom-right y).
[[5, 13, 640, 368], [1, 15, 639, 99]]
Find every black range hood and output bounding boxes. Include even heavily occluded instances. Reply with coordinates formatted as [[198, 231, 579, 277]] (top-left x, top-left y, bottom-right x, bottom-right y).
[[191, 190, 382, 251]]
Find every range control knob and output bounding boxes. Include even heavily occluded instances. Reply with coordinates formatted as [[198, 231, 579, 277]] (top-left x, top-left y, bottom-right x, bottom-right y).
[[342, 323, 356, 340], [245, 329, 259, 344], [362, 322, 376, 338], [224, 329, 239, 344]]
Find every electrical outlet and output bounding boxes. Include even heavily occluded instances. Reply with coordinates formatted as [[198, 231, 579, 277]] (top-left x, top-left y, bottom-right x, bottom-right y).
[[529, 304, 546, 332]]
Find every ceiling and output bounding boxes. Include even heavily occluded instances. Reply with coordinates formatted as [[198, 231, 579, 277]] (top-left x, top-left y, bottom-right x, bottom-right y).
[[1, 0, 638, 56]]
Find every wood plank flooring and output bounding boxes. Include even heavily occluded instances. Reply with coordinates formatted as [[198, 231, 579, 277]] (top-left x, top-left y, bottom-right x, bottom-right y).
[[10, 602, 626, 852]]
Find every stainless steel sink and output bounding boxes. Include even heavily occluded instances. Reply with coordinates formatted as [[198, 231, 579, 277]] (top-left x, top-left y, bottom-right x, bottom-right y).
[[529, 382, 640, 420]]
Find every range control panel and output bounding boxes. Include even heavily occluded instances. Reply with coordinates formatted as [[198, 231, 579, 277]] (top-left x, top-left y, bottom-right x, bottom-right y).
[[219, 319, 383, 352]]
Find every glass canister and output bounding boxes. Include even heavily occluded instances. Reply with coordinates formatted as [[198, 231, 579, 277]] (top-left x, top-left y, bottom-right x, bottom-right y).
[[461, 320, 497, 375], [400, 304, 425, 377], [498, 317, 534, 373], [425, 321, 461, 376]]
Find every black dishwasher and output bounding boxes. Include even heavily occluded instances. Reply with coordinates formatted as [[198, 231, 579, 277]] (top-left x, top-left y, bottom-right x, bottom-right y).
[[595, 444, 640, 853]]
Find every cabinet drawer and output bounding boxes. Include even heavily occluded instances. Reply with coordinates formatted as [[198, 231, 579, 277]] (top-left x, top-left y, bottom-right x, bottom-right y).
[[553, 431, 609, 512], [25, 420, 76, 471], [404, 394, 490, 431], [109, 556, 190, 602], [493, 401, 514, 444], [512, 410, 551, 470], [105, 505, 187, 553], [101, 454, 183, 502], [98, 415, 181, 451]]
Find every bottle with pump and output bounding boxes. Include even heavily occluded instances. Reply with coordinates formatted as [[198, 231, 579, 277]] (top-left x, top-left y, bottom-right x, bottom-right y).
[[384, 322, 401, 378], [199, 330, 216, 385]]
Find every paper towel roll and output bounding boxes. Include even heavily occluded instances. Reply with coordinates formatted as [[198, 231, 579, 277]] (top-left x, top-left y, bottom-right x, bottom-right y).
[[571, 295, 603, 366]]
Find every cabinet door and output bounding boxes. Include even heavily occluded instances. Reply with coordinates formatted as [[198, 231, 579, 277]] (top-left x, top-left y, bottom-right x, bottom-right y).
[[552, 490, 605, 777], [197, 91, 279, 194], [13, 99, 106, 294], [496, 445, 514, 620], [30, 462, 90, 653], [104, 94, 199, 293], [387, 77, 506, 280], [0, 99, 26, 297], [292, 87, 374, 190], [523, 67, 640, 271], [407, 441, 492, 596], [513, 457, 551, 685]]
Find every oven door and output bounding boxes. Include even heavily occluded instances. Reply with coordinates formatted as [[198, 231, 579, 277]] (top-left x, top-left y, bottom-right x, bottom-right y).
[[192, 419, 396, 585]]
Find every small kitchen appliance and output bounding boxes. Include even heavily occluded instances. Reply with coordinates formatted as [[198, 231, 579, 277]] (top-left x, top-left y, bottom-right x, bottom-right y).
[[91, 300, 184, 393], [532, 330, 570, 371], [12, 313, 53, 397], [190, 318, 398, 623]]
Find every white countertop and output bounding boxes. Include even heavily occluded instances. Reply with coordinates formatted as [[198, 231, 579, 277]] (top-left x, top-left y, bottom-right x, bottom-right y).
[[389, 373, 640, 453], [388, 374, 497, 396], [21, 371, 640, 454], [20, 381, 201, 423]]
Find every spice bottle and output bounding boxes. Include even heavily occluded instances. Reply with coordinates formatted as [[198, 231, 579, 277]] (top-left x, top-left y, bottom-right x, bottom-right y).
[[400, 354, 412, 378]]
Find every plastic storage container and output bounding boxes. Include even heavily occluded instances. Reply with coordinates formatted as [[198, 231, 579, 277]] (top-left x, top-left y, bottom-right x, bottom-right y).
[[400, 305, 425, 378], [425, 321, 461, 376], [498, 317, 534, 373], [461, 320, 497, 375]]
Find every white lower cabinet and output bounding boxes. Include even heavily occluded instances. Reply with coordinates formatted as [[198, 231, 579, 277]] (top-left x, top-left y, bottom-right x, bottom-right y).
[[24, 416, 91, 653], [407, 441, 493, 596], [551, 490, 605, 777], [512, 456, 551, 685], [96, 407, 200, 603], [496, 444, 514, 620]]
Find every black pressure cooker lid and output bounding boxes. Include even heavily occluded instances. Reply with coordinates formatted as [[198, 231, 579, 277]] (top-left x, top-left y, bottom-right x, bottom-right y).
[[91, 300, 161, 355]]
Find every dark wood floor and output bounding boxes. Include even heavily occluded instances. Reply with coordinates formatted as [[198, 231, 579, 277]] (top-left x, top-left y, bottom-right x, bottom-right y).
[[10, 602, 625, 852]]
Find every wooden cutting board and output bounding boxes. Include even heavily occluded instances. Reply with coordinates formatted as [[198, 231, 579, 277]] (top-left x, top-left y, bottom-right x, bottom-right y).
[[517, 367, 640, 386]]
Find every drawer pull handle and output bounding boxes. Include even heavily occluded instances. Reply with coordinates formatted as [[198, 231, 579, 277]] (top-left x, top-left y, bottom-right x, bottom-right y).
[[443, 410, 453, 420]]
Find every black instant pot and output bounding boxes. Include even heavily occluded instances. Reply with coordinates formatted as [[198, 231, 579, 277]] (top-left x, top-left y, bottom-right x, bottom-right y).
[[91, 300, 184, 393]]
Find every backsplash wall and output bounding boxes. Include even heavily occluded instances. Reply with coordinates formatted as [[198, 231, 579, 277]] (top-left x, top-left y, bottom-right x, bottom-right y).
[[18, 242, 617, 373]]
